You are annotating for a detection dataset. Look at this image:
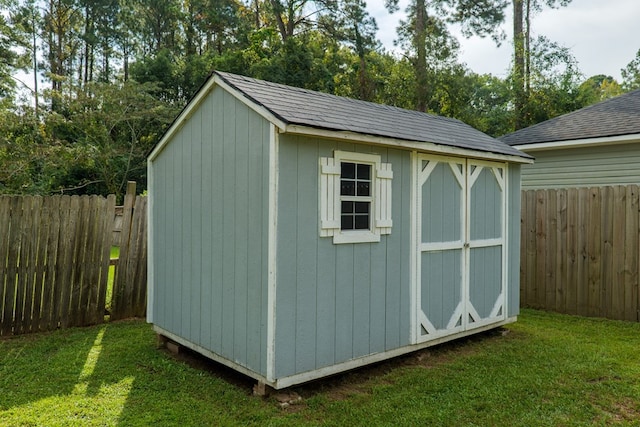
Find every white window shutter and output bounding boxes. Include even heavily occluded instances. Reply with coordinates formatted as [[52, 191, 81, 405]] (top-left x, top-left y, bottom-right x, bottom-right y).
[[319, 157, 341, 236], [375, 162, 393, 234]]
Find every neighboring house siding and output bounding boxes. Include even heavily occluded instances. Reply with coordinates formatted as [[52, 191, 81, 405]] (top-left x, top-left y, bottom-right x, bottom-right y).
[[508, 165, 521, 317], [274, 135, 412, 379], [520, 144, 640, 189], [151, 86, 270, 376]]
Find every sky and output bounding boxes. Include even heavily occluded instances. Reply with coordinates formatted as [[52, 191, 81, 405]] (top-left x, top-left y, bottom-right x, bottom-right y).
[[366, 0, 640, 81]]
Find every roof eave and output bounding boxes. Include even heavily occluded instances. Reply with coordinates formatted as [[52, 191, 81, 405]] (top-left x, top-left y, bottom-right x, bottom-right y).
[[284, 124, 534, 164], [513, 133, 640, 152]]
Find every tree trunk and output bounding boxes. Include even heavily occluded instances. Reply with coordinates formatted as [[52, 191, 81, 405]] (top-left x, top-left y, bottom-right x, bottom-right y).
[[270, 0, 289, 41], [513, 0, 525, 130], [525, 0, 531, 98], [414, 0, 428, 112], [32, 14, 39, 117]]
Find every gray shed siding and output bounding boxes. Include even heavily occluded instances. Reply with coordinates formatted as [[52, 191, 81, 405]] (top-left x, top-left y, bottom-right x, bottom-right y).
[[151, 86, 270, 376], [520, 143, 640, 189], [274, 135, 412, 379]]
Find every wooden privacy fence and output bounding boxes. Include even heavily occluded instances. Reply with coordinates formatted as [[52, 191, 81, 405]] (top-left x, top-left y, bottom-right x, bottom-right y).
[[521, 186, 640, 322], [0, 183, 147, 337]]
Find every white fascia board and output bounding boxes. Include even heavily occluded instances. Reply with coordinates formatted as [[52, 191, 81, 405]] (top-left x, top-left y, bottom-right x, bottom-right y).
[[283, 124, 533, 164], [513, 133, 640, 152], [148, 74, 287, 162]]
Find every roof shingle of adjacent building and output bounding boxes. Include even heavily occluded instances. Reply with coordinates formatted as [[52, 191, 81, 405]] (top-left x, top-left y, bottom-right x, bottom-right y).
[[500, 89, 640, 146], [215, 71, 530, 159]]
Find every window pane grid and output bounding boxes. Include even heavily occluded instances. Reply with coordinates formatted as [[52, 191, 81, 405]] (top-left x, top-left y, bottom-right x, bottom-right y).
[[340, 161, 372, 231]]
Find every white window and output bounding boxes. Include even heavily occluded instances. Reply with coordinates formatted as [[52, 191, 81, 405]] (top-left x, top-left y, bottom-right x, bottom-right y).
[[319, 151, 393, 244]]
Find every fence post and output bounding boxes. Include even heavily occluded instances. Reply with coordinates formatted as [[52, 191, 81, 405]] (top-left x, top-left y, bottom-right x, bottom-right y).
[[112, 182, 137, 319]]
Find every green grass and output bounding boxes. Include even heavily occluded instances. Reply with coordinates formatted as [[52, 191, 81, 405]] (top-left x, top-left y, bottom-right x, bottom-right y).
[[1, 310, 639, 426]]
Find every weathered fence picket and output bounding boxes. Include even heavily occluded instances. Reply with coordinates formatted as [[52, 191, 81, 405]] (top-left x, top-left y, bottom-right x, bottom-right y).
[[521, 185, 640, 322], [0, 184, 147, 337]]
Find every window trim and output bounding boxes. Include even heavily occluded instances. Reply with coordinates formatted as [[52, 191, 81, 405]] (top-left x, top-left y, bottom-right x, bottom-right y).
[[319, 151, 393, 244]]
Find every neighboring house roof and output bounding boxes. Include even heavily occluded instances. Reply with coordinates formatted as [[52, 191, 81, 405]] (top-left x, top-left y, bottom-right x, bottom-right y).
[[500, 89, 640, 147], [213, 71, 530, 160]]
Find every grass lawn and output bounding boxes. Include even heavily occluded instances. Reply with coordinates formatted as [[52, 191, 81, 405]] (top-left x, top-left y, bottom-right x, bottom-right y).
[[1, 309, 639, 426]]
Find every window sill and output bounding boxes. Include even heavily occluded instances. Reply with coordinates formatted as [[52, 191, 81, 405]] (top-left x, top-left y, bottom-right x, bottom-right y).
[[333, 230, 381, 244]]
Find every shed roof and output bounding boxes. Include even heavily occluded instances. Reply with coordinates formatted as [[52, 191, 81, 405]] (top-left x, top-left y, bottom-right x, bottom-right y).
[[214, 71, 530, 159], [500, 89, 640, 146]]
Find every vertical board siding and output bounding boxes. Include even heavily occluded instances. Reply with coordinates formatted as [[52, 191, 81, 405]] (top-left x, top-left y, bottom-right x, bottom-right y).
[[520, 185, 640, 322], [0, 193, 146, 336], [275, 136, 411, 378], [150, 86, 270, 375]]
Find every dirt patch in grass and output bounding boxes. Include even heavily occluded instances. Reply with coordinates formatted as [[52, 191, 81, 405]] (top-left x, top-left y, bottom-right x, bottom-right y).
[[594, 398, 640, 424]]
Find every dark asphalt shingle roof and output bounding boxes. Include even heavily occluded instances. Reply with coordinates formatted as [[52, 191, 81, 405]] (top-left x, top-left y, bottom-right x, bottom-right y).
[[500, 89, 640, 146], [215, 71, 529, 159]]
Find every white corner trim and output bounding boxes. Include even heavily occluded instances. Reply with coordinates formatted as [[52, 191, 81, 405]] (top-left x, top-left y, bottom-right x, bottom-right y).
[[513, 133, 640, 152], [503, 163, 510, 319], [146, 160, 154, 324], [266, 123, 279, 382], [409, 151, 418, 344]]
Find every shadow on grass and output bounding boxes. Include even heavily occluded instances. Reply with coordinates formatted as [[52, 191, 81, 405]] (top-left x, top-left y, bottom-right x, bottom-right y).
[[0, 326, 102, 411], [84, 322, 273, 425]]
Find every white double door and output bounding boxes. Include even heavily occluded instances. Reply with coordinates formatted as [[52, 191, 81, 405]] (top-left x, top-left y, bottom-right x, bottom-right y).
[[414, 154, 506, 343]]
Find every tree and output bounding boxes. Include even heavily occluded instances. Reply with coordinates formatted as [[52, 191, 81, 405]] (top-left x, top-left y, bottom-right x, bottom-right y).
[[10, 0, 43, 113], [15, 81, 179, 197], [621, 49, 640, 91], [186, 0, 248, 55], [0, 0, 32, 103], [266, 0, 338, 41], [324, 0, 379, 100], [577, 74, 622, 106], [385, 0, 507, 112], [512, 0, 572, 129], [522, 35, 583, 124]]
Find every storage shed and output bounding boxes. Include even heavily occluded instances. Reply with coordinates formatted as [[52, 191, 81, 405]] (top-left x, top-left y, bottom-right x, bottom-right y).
[[500, 89, 640, 189], [147, 71, 533, 390]]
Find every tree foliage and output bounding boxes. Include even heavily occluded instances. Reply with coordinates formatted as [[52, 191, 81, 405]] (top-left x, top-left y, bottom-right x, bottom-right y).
[[512, 0, 573, 129], [621, 49, 640, 91], [386, 0, 506, 112]]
